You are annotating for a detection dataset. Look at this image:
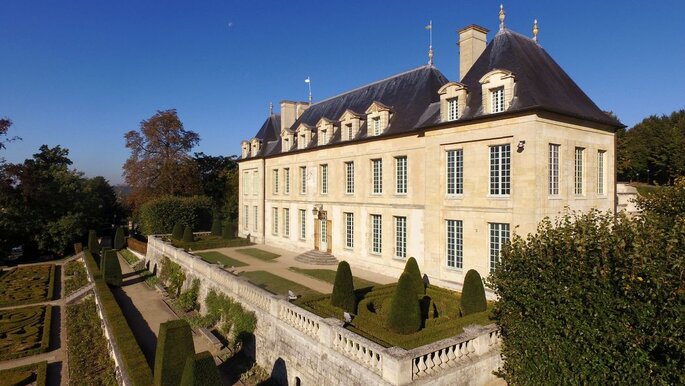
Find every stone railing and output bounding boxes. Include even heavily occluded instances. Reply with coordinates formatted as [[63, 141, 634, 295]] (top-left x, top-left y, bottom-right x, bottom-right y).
[[146, 235, 501, 385]]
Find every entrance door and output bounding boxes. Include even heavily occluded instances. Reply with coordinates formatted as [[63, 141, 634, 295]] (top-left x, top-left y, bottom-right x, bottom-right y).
[[320, 219, 328, 251]]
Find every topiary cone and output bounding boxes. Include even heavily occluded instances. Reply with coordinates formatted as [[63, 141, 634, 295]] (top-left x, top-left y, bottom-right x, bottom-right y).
[[386, 272, 422, 334], [113, 226, 125, 250], [403, 257, 425, 295], [154, 319, 195, 386], [102, 249, 123, 286], [210, 217, 222, 236], [182, 225, 194, 243], [180, 351, 222, 386], [460, 269, 487, 316], [87, 229, 100, 254], [172, 222, 184, 240], [331, 261, 356, 313]]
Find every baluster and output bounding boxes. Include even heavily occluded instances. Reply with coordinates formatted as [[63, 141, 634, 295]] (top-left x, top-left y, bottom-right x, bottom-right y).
[[416, 355, 428, 376], [425, 352, 436, 374], [439, 349, 450, 369], [460, 342, 469, 357], [446, 345, 457, 364]]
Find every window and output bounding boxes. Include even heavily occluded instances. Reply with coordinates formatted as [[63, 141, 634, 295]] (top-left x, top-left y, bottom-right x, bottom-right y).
[[283, 138, 289, 151], [243, 172, 249, 195], [549, 144, 560, 195], [299, 134, 306, 149], [272, 169, 279, 194], [299, 209, 306, 240], [372, 159, 383, 194], [575, 147, 584, 195], [284, 168, 290, 194], [446, 149, 463, 195], [490, 144, 511, 195], [345, 162, 355, 194], [346, 124, 353, 141], [491, 87, 504, 113], [394, 216, 407, 259], [243, 205, 248, 230], [252, 170, 258, 196], [253, 206, 258, 232], [371, 214, 382, 254], [447, 97, 459, 121], [489, 223, 510, 272], [446, 220, 463, 269], [283, 208, 290, 237], [395, 156, 407, 194], [344, 212, 354, 248], [373, 118, 381, 136], [597, 150, 606, 195], [320, 164, 328, 194], [300, 166, 307, 194], [272, 207, 278, 234], [320, 130, 328, 145]]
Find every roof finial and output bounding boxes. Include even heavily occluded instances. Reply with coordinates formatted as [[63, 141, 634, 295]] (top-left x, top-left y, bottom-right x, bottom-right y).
[[269, 102, 273, 115], [532, 19, 539, 42], [305, 77, 312, 104], [425, 20, 434, 66], [499, 4, 506, 31]]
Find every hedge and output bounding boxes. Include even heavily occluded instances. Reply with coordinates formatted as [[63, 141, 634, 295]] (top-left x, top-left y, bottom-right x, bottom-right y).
[[83, 250, 153, 386], [222, 221, 235, 240], [88, 229, 100, 254], [172, 236, 251, 251], [172, 222, 184, 240], [0, 361, 48, 386], [460, 269, 487, 316], [180, 351, 222, 386], [330, 261, 356, 313], [102, 249, 123, 287], [403, 257, 425, 295], [385, 272, 421, 334], [114, 227, 125, 250], [154, 319, 195, 386], [0, 264, 55, 308], [0, 305, 53, 360], [126, 237, 147, 255], [138, 195, 212, 235], [182, 226, 194, 243], [210, 218, 222, 236]]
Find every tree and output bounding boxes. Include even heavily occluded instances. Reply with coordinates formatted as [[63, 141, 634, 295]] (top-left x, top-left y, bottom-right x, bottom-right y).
[[210, 216, 221, 236], [331, 261, 356, 313], [221, 221, 234, 240], [194, 152, 238, 217], [385, 272, 422, 334], [123, 109, 202, 210], [460, 269, 487, 316], [0, 117, 21, 164], [138, 196, 212, 235], [403, 257, 425, 295]]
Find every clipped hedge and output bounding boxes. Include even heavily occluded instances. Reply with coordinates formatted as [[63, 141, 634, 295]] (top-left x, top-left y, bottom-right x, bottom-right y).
[[139, 195, 212, 235], [0, 361, 48, 386], [182, 226, 194, 243], [222, 221, 235, 240], [385, 272, 421, 334], [88, 229, 100, 254], [330, 261, 356, 313], [403, 257, 425, 295], [154, 319, 195, 386], [210, 218, 222, 236], [114, 227, 125, 250], [0, 305, 53, 360], [102, 249, 123, 287], [172, 222, 184, 240], [0, 264, 55, 308], [460, 269, 487, 316], [180, 351, 222, 386]]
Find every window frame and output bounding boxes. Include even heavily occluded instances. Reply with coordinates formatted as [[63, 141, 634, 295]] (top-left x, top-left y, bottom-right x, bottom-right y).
[[284, 168, 290, 194], [597, 150, 606, 195], [299, 209, 306, 240], [344, 212, 354, 249], [272, 169, 279, 194], [370, 214, 382, 255], [446, 219, 463, 269], [345, 161, 355, 194], [491, 87, 505, 113], [320, 164, 329, 194], [373, 118, 381, 136], [489, 222, 510, 273], [283, 208, 290, 237], [243, 205, 248, 230], [447, 97, 459, 121], [548, 144, 560, 196], [252, 170, 258, 196], [446, 149, 464, 196], [395, 156, 407, 195], [489, 144, 511, 196], [574, 147, 585, 196], [394, 216, 407, 259], [253, 206, 258, 232], [300, 166, 307, 195], [371, 158, 383, 195], [272, 207, 279, 235]]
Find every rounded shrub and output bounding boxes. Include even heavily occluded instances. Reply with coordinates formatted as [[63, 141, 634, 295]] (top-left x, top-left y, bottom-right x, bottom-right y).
[[210, 217, 221, 236], [172, 222, 184, 240], [403, 257, 425, 295], [154, 319, 195, 386], [87, 230, 100, 254], [182, 226, 194, 243], [180, 351, 222, 386], [386, 272, 422, 334], [330, 261, 356, 313], [113, 227, 125, 250], [460, 269, 487, 316], [102, 249, 122, 287]]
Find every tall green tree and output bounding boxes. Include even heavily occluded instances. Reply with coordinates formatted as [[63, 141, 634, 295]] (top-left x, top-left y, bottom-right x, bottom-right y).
[[194, 152, 238, 217], [0, 117, 21, 164]]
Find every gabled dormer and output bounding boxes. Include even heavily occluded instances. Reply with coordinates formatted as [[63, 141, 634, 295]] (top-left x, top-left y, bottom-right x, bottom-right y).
[[241, 140, 250, 158], [339, 109, 364, 141], [250, 138, 262, 157], [438, 82, 468, 122], [479, 69, 516, 114], [365, 101, 392, 137], [316, 117, 337, 146], [281, 129, 294, 152], [295, 123, 314, 150]]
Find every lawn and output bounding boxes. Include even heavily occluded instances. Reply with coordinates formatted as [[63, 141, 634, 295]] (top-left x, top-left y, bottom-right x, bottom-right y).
[[0, 361, 47, 386], [239, 271, 320, 298], [289, 267, 379, 289], [235, 248, 281, 262], [64, 260, 89, 297], [0, 305, 52, 360], [633, 183, 663, 197], [195, 251, 247, 268], [171, 234, 251, 251], [118, 249, 139, 265], [0, 264, 56, 307]]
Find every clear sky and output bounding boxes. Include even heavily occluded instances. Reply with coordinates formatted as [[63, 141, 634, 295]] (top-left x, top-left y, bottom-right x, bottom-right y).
[[2, 1, 683, 184]]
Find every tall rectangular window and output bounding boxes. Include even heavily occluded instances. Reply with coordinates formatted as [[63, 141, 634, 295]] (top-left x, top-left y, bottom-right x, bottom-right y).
[[284, 168, 290, 194], [372, 159, 383, 194], [283, 208, 290, 237], [346, 124, 353, 141], [299, 209, 306, 240], [252, 170, 259, 196], [395, 156, 407, 194], [345, 162, 355, 194], [243, 172, 249, 195], [597, 150, 606, 195], [272, 207, 278, 234], [447, 97, 459, 121], [272, 169, 279, 194], [575, 147, 584, 195], [320, 130, 328, 145], [373, 118, 381, 136], [446, 149, 463, 195], [371, 214, 382, 254], [446, 220, 463, 269], [344, 212, 354, 248], [243, 205, 248, 230], [320, 164, 328, 194], [394, 216, 407, 259], [299, 134, 306, 149], [491, 87, 504, 113], [489, 223, 510, 272], [253, 206, 258, 231], [549, 144, 560, 195], [300, 166, 307, 194], [490, 144, 511, 195]]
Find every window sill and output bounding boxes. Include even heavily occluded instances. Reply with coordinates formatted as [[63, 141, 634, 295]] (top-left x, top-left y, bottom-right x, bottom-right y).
[[446, 266, 463, 273], [446, 194, 464, 199], [487, 195, 511, 199], [344, 246, 354, 251], [548, 196, 563, 200], [345, 192, 355, 196], [394, 193, 408, 198], [392, 257, 407, 262], [370, 252, 382, 257]]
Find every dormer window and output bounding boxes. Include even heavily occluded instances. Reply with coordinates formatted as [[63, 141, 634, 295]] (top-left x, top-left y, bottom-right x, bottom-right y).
[[316, 118, 336, 146], [298, 134, 306, 149], [319, 129, 329, 145], [365, 101, 392, 137], [339, 110, 364, 142], [296, 123, 314, 150], [250, 138, 262, 157], [372, 118, 381, 136], [241, 141, 249, 158], [479, 69, 515, 114], [345, 124, 353, 141], [281, 130, 294, 152], [491, 87, 504, 113], [438, 82, 468, 122], [447, 98, 459, 121]]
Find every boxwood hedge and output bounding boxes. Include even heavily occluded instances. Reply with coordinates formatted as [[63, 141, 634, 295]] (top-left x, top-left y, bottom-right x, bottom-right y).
[[154, 319, 195, 386]]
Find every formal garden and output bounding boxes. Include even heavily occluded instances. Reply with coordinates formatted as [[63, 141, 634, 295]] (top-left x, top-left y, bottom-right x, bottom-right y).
[[0, 361, 48, 386], [0, 264, 56, 307], [0, 305, 53, 360], [64, 259, 89, 297]]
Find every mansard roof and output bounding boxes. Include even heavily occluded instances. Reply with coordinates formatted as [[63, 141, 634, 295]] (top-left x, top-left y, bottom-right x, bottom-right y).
[[241, 114, 280, 159]]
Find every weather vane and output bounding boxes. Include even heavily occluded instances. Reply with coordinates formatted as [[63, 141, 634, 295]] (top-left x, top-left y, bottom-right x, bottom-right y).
[[426, 20, 433, 65], [305, 77, 312, 104]]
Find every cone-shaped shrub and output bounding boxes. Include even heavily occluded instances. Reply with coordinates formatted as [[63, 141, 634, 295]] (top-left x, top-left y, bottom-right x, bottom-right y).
[[460, 269, 487, 316], [113, 226, 125, 250], [172, 222, 184, 240], [180, 351, 222, 386], [182, 225, 194, 243], [102, 249, 122, 286], [403, 257, 425, 295], [210, 217, 222, 236], [88, 230, 100, 254], [330, 261, 356, 313], [154, 319, 195, 386], [222, 221, 234, 240], [386, 272, 422, 334]]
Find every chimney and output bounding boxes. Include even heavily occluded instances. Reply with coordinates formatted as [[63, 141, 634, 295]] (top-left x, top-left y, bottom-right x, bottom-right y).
[[280, 100, 297, 131], [458, 24, 489, 81], [295, 101, 310, 119]]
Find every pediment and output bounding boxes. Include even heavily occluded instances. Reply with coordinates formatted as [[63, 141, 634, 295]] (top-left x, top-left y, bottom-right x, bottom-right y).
[[479, 69, 515, 84], [365, 101, 392, 114], [339, 109, 364, 122], [438, 82, 468, 95]]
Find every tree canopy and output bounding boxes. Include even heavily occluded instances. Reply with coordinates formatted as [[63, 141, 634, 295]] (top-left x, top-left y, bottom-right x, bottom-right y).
[[194, 152, 238, 219]]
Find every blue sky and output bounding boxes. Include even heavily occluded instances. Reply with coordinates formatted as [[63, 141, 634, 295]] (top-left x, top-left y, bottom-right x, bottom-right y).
[[1, 1, 683, 184]]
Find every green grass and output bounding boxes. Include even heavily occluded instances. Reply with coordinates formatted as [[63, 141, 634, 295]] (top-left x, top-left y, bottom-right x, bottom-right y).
[[633, 183, 663, 197], [288, 267, 379, 289], [0, 361, 47, 386], [0, 264, 55, 307], [235, 248, 280, 262], [171, 235, 251, 251], [64, 260, 89, 297], [239, 271, 320, 297], [119, 249, 140, 265], [195, 251, 248, 268]]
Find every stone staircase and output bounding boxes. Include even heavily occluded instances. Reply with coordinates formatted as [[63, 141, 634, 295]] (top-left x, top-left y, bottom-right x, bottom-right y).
[[294, 250, 339, 266]]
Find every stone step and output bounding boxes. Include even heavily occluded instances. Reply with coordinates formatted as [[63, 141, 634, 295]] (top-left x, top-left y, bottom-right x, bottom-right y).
[[294, 250, 339, 266]]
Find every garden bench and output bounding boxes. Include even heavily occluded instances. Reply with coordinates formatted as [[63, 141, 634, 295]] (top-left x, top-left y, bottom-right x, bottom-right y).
[[199, 327, 223, 350]]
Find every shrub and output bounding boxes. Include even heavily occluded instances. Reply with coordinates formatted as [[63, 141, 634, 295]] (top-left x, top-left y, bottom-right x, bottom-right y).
[[102, 249, 122, 287], [176, 279, 200, 312], [172, 222, 184, 240], [182, 226, 194, 243], [159, 256, 185, 297], [222, 221, 234, 240], [330, 261, 356, 313], [113, 227, 125, 250], [180, 351, 222, 386], [139, 195, 212, 235], [210, 217, 221, 236], [460, 269, 487, 316], [195, 289, 257, 348], [88, 230, 100, 254], [154, 319, 195, 386], [403, 257, 424, 295], [385, 272, 421, 334]]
